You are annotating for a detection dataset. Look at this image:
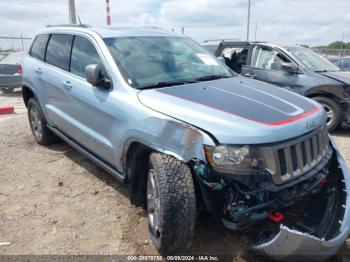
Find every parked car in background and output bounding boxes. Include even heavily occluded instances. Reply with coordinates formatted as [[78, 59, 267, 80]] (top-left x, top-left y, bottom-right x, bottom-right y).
[[21, 25, 350, 260], [0, 53, 7, 61], [204, 41, 350, 131], [328, 56, 350, 71], [0, 51, 25, 93]]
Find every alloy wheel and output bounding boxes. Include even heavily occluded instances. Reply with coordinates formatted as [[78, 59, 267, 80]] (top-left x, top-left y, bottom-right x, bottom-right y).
[[321, 103, 334, 128], [29, 106, 43, 141], [147, 168, 161, 237]]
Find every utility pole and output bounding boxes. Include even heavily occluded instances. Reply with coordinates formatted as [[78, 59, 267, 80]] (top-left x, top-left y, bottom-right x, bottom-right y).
[[254, 21, 257, 41], [340, 31, 345, 66], [69, 0, 77, 24], [106, 0, 112, 25], [246, 0, 251, 41]]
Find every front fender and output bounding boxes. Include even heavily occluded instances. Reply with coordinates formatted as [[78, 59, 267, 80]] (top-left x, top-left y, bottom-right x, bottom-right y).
[[305, 84, 347, 101], [121, 117, 216, 168]]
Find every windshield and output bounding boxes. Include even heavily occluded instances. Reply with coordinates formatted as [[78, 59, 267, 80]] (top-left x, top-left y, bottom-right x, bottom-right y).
[[286, 46, 341, 72], [104, 36, 234, 89]]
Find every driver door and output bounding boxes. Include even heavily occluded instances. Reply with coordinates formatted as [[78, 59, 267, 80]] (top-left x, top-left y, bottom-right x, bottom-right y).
[[241, 45, 306, 92]]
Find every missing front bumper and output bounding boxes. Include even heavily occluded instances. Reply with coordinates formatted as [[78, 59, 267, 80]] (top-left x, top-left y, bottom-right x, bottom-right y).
[[251, 137, 350, 260]]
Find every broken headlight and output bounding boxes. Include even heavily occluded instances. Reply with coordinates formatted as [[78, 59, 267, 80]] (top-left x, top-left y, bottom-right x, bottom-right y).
[[204, 145, 264, 175]]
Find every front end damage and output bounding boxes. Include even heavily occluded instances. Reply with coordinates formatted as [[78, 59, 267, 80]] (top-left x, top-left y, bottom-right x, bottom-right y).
[[193, 135, 350, 260]]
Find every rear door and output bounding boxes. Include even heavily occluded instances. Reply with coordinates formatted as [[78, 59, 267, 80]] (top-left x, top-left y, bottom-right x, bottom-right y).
[[40, 34, 74, 130], [24, 34, 51, 110], [241, 45, 307, 91]]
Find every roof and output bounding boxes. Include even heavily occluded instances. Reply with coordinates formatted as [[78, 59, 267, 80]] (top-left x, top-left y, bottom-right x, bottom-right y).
[[40, 25, 183, 38], [202, 39, 267, 45]]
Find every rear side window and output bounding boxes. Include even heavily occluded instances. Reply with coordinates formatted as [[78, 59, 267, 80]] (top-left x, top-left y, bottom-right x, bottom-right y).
[[70, 36, 105, 78], [46, 34, 73, 71], [30, 34, 50, 61]]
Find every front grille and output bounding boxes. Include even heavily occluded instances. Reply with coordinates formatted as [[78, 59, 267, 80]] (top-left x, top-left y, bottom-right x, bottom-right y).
[[263, 126, 329, 184]]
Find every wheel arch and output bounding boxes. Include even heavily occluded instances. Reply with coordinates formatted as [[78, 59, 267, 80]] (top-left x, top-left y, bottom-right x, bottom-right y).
[[306, 92, 340, 103], [22, 84, 37, 107], [123, 135, 209, 207], [123, 139, 197, 207], [124, 141, 153, 207], [304, 84, 346, 104]]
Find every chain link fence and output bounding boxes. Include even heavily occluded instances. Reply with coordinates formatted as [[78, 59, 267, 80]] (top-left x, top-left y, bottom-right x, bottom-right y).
[[0, 36, 32, 97]]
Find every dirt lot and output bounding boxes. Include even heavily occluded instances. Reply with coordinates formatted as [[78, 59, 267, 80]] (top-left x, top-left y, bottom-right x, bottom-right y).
[[1, 94, 350, 260]]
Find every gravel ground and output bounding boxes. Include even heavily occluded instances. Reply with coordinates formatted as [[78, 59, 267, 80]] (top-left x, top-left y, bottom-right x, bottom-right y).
[[0, 95, 350, 260]]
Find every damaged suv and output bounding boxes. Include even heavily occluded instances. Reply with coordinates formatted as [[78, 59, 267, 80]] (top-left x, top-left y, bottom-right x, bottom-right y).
[[22, 25, 350, 260]]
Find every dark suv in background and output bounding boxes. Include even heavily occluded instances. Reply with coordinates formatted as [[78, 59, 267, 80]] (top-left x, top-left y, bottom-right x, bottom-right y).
[[204, 41, 350, 131]]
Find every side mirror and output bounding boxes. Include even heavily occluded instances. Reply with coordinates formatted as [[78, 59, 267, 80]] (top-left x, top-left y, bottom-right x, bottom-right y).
[[85, 64, 111, 89], [281, 62, 299, 74]]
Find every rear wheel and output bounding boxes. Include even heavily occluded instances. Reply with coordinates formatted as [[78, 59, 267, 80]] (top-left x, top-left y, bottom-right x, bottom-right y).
[[147, 153, 196, 254], [312, 96, 341, 131], [28, 98, 58, 145]]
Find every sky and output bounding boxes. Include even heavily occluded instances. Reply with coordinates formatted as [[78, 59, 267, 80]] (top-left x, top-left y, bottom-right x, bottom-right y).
[[1, 0, 350, 50]]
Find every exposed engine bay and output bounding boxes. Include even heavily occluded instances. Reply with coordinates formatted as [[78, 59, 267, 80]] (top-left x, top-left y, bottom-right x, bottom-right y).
[[193, 137, 350, 260]]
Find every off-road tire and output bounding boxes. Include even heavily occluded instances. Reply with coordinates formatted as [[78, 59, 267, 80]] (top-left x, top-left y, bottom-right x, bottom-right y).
[[313, 96, 341, 132], [28, 98, 58, 146], [148, 153, 196, 254]]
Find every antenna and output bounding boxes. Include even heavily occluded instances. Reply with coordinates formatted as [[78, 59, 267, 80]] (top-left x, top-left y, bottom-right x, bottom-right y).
[[77, 15, 82, 25]]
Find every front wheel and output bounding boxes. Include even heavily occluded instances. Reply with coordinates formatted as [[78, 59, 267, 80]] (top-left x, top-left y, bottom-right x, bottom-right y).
[[147, 153, 196, 254], [312, 96, 341, 131]]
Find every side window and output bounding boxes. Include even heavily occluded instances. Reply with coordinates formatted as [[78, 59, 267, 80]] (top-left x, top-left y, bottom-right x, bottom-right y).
[[70, 36, 105, 78], [30, 34, 50, 61], [46, 34, 73, 71], [220, 47, 248, 73], [251, 46, 291, 71]]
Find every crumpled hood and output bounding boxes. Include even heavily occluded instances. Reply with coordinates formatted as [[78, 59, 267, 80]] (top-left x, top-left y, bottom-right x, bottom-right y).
[[138, 76, 326, 144], [320, 71, 350, 85]]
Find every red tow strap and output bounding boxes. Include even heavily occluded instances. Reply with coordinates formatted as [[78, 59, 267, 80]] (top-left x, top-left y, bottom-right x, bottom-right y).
[[268, 211, 284, 223]]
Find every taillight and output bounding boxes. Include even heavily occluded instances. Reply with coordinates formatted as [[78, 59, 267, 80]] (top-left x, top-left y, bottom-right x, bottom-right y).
[[16, 65, 22, 74]]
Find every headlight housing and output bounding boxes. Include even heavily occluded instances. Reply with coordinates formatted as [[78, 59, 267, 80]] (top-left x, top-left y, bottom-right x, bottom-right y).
[[204, 145, 265, 175]]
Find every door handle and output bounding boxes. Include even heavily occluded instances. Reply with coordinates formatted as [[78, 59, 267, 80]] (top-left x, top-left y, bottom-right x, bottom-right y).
[[35, 67, 43, 74], [243, 73, 256, 79], [62, 80, 72, 90]]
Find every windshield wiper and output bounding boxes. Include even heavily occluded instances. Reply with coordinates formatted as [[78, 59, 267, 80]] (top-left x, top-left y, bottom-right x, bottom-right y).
[[139, 79, 198, 90], [315, 69, 341, 73], [194, 75, 232, 82], [139, 75, 232, 90]]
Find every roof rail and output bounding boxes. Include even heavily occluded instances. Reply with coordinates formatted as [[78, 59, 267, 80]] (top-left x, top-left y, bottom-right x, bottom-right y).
[[203, 39, 243, 43], [46, 24, 91, 28], [92, 25, 164, 30]]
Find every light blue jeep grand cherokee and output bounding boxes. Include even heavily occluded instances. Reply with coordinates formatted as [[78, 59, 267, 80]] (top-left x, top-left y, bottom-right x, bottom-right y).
[[22, 25, 350, 260]]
